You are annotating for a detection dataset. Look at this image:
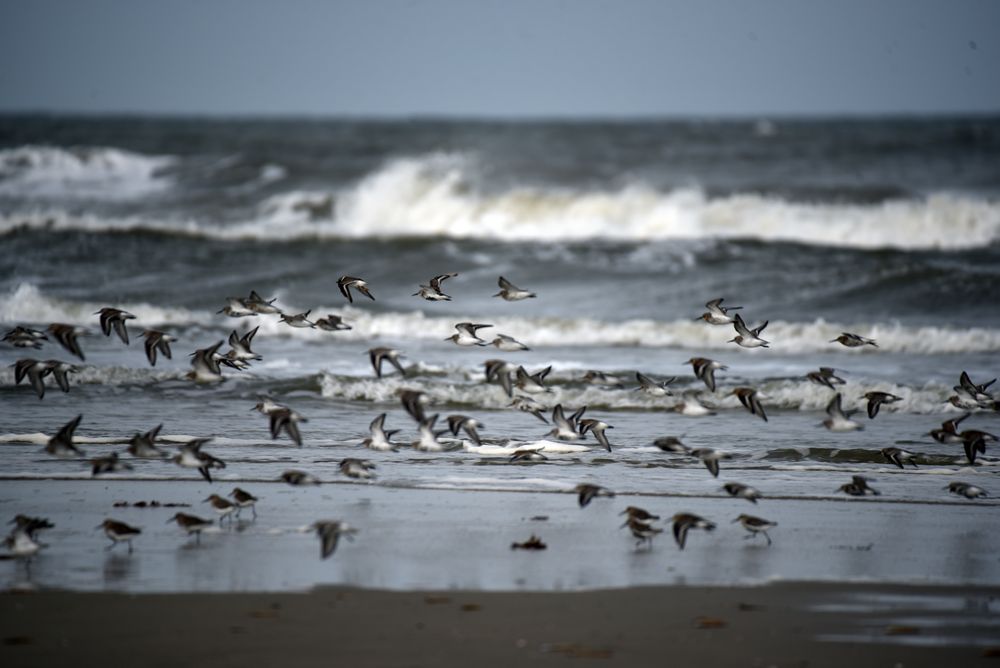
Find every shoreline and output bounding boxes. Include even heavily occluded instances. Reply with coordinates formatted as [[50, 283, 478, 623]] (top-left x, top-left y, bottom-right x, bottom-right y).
[[3, 581, 999, 667]]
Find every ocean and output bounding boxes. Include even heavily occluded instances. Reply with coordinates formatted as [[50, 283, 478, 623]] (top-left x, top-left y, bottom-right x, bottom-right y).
[[1, 115, 998, 592]]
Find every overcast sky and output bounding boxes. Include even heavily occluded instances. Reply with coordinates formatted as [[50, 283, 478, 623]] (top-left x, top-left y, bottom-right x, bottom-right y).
[[0, 0, 997, 117]]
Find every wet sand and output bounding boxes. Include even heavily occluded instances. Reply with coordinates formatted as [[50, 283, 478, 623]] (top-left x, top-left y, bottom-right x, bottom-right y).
[[3, 582, 999, 667]]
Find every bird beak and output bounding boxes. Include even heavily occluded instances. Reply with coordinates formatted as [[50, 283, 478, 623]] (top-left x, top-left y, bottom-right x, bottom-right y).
[[94, 524, 104, 530], [730, 518, 740, 524]]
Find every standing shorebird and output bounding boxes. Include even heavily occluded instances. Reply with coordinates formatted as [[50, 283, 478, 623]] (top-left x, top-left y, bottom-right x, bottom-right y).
[[733, 514, 777, 546], [97, 519, 142, 553], [229, 488, 259, 518], [203, 494, 238, 524], [337, 276, 375, 303], [168, 513, 213, 544]]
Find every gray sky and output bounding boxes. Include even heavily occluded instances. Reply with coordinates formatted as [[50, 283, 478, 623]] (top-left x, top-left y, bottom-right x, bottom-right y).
[[0, 0, 997, 117]]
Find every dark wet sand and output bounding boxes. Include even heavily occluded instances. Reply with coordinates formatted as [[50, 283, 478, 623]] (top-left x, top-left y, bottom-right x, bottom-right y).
[[3, 582, 999, 667]]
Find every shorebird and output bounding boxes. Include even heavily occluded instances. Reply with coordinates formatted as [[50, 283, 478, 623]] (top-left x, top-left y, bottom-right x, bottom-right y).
[[312, 521, 358, 559], [653, 436, 691, 454], [864, 391, 903, 419], [413, 272, 457, 301], [822, 393, 863, 432], [881, 447, 918, 469], [490, 334, 529, 351], [484, 359, 517, 397], [954, 371, 997, 408], [621, 515, 663, 548], [547, 404, 586, 440], [447, 415, 484, 445], [516, 365, 552, 394], [583, 371, 624, 388], [674, 392, 716, 417], [141, 330, 175, 366], [446, 322, 492, 346], [509, 448, 547, 463], [733, 514, 777, 546], [203, 494, 237, 523], [493, 276, 536, 301], [244, 290, 282, 315], [91, 452, 133, 477], [697, 298, 742, 325], [226, 326, 262, 362], [690, 448, 731, 478], [510, 395, 548, 423], [3, 326, 47, 349], [960, 430, 996, 465], [830, 332, 877, 348], [13, 358, 51, 398], [45, 414, 85, 458], [97, 519, 141, 553], [400, 389, 429, 423], [362, 413, 399, 451], [729, 314, 769, 349], [279, 310, 315, 328], [837, 475, 880, 496], [217, 297, 257, 318], [187, 340, 225, 383], [268, 407, 306, 446], [806, 367, 846, 389], [3, 527, 43, 558], [47, 323, 87, 360], [686, 357, 726, 392], [671, 513, 716, 550], [172, 438, 225, 483], [635, 371, 675, 396], [337, 276, 375, 303], [620, 506, 660, 523], [732, 387, 767, 422], [369, 347, 406, 378], [340, 458, 376, 479], [96, 307, 136, 344], [168, 513, 213, 544], [574, 483, 615, 508], [281, 470, 321, 486], [413, 414, 451, 452], [722, 482, 761, 503], [946, 482, 988, 499], [928, 413, 970, 444], [579, 418, 614, 452], [229, 488, 259, 518], [45, 360, 78, 394], [315, 314, 351, 331]]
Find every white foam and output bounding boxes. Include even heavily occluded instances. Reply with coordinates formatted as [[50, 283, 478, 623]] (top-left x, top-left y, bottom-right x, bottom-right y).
[[0, 145, 174, 200], [2, 153, 998, 249]]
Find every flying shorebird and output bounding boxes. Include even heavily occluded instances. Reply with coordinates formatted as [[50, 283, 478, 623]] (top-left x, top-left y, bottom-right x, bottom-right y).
[[400, 389, 429, 423], [281, 470, 321, 486], [3, 326, 47, 349], [653, 436, 691, 454], [516, 365, 552, 394], [574, 483, 615, 508], [674, 392, 717, 417], [686, 357, 726, 392], [447, 415, 484, 445], [493, 276, 536, 301], [882, 447, 918, 469], [97, 519, 141, 553], [95, 307, 136, 344], [722, 482, 761, 503], [620, 506, 660, 522], [837, 475, 880, 496], [822, 393, 863, 432], [369, 347, 406, 378], [413, 414, 451, 452], [90, 452, 133, 477], [671, 513, 716, 550], [635, 371, 676, 396], [446, 322, 492, 346], [337, 276, 375, 303], [127, 424, 168, 458], [217, 297, 257, 318], [946, 482, 988, 499], [732, 387, 767, 422], [187, 340, 225, 383], [268, 407, 306, 446], [226, 326, 262, 362], [362, 413, 399, 451], [690, 448, 731, 478], [583, 370, 624, 388], [279, 310, 315, 328], [830, 332, 877, 348], [13, 358, 52, 398], [806, 367, 846, 389], [244, 290, 282, 314], [510, 395, 548, 423], [413, 272, 457, 301], [172, 438, 225, 483], [696, 298, 743, 325], [621, 515, 663, 548], [954, 371, 997, 408], [9, 515, 55, 541], [733, 514, 777, 546], [43, 360, 78, 395], [340, 458, 376, 479], [45, 414, 85, 458], [490, 334, 529, 351], [578, 418, 614, 452], [141, 330, 175, 366], [729, 314, 769, 349], [928, 413, 970, 444], [864, 391, 903, 419], [312, 520, 358, 559], [315, 314, 351, 331], [484, 359, 517, 397], [547, 404, 586, 440], [47, 323, 87, 360]]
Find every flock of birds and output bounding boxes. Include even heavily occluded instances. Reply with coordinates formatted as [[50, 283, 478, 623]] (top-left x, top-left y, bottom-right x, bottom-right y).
[[3, 275, 997, 564]]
